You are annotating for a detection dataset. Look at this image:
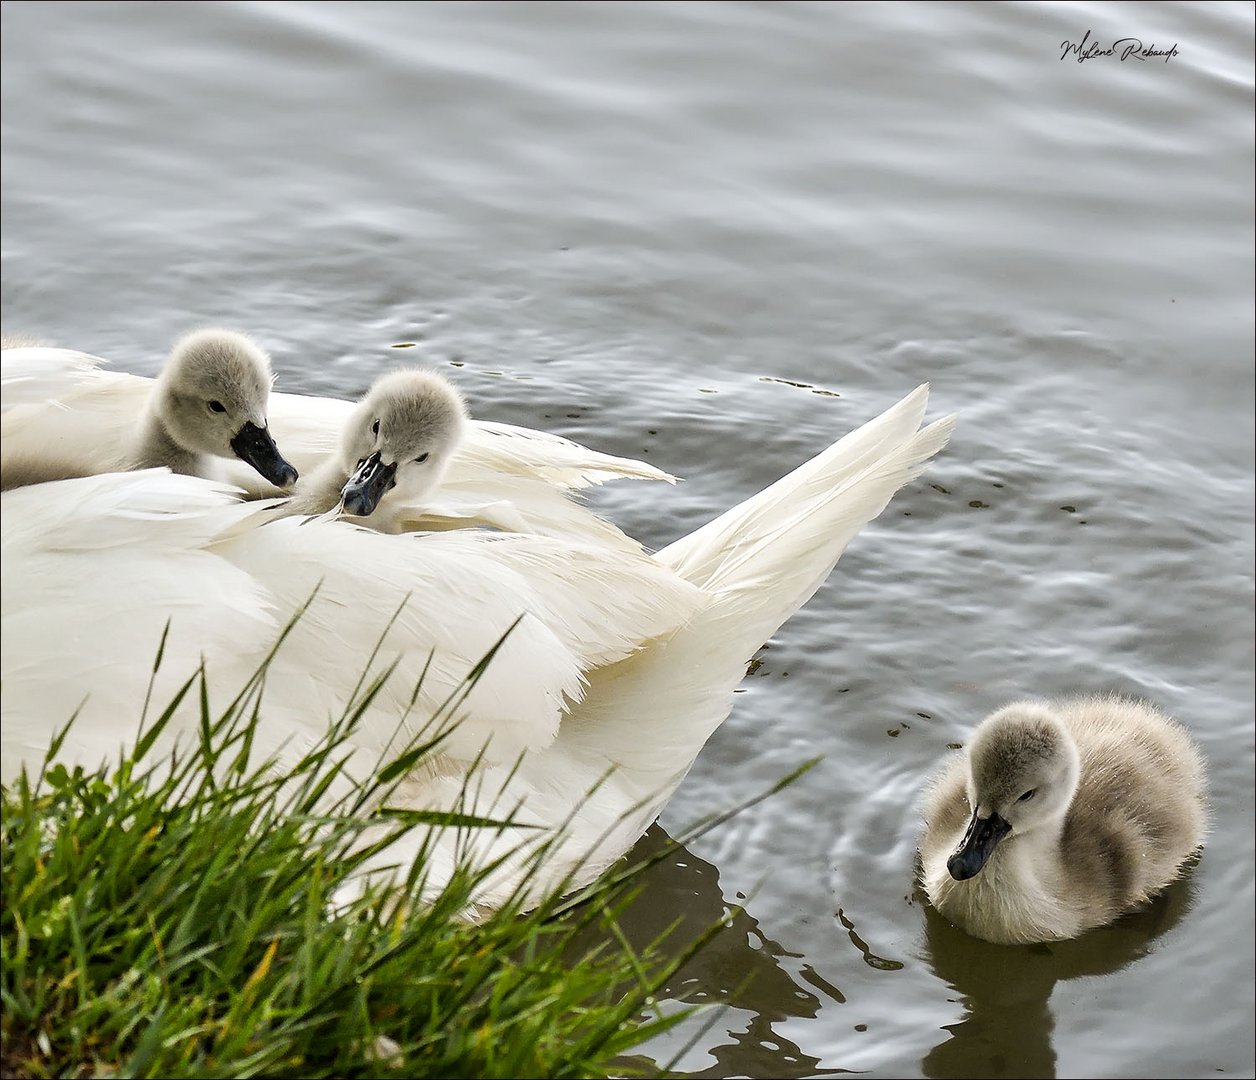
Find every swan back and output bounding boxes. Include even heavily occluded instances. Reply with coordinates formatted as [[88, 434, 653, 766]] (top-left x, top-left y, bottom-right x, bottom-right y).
[[921, 695, 1208, 943], [3, 382, 955, 910], [1, 346, 115, 488], [0, 469, 703, 793], [1, 345, 101, 412]]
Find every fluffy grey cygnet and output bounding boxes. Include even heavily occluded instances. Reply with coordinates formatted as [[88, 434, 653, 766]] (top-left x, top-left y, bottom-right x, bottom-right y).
[[919, 694, 1207, 944], [282, 369, 467, 531], [134, 329, 297, 488]]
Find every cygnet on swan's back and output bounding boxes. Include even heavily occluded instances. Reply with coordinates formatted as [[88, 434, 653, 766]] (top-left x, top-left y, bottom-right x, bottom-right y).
[[1, 339, 673, 551], [919, 695, 1207, 944], [1, 329, 297, 490], [281, 369, 466, 531], [3, 383, 954, 910]]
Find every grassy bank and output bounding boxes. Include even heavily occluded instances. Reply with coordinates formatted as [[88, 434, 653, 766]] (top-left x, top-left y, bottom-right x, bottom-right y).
[[0, 652, 694, 1079]]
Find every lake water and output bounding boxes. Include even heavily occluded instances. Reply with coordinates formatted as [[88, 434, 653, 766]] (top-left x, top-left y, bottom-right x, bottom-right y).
[[2, 2, 1252, 1077]]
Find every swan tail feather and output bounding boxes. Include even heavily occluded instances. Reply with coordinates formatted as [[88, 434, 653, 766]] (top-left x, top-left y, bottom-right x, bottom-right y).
[[561, 386, 954, 794], [659, 387, 953, 638]]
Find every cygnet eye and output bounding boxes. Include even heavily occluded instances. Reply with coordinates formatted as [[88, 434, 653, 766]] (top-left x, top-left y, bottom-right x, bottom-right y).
[[371, 419, 380, 436], [1017, 789, 1037, 802], [208, 400, 227, 414], [414, 452, 429, 464]]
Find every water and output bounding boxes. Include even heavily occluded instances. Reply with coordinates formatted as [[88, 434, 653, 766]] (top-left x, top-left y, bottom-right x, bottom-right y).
[[2, 1, 1252, 1076]]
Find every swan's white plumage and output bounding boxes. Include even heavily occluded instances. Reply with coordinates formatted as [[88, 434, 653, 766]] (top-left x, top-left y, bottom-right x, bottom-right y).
[[1, 352, 955, 907], [0, 346, 107, 412], [354, 391, 956, 905], [1, 471, 702, 780]]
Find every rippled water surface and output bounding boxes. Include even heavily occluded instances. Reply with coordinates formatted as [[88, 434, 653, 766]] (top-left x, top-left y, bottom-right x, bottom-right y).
[[3, 2, 1253, 1077]]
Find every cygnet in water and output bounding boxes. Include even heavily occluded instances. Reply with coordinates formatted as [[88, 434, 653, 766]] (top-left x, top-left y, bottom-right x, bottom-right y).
[[919, 695, 1207, 944]]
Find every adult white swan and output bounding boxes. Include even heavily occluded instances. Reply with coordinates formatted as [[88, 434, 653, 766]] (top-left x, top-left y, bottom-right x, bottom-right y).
[[1, 341, 670, 552], [0, 380, 954, 908]]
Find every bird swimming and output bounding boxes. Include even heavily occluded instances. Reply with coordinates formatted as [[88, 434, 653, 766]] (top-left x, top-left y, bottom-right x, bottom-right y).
[[919, 695, 1208, 944]]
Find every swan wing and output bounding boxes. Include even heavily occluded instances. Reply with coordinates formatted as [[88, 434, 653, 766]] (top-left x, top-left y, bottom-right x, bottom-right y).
[[1, 469, 699, 790], [383, 482, 653, 552], [1, 345, 108, 411], [1, 470, 277, 775], [350, 386, 957, 907], [1, 348, 149, 486], [459, 420, 677, 488]]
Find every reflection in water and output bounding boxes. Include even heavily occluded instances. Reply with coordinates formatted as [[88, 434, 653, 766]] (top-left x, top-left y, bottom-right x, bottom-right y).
[[602, 826, 853, 1078], [836, 908, 904, 972], [916, 865, 1199, 1080]]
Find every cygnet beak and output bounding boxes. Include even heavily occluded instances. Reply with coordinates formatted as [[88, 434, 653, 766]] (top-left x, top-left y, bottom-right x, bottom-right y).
[[946, 810, 1011, 881], [341, 451, 397, 517], [230, 421, 299, 488]]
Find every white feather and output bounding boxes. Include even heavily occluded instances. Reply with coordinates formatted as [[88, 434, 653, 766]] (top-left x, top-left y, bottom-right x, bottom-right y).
[[0, 372, 954, 908]]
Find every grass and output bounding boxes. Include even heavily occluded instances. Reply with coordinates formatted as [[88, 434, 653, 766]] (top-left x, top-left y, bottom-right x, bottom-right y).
[[0, 625, 726, 1079]]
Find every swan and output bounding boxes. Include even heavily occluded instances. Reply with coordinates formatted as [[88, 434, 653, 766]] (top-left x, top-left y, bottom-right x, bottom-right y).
[[1, 383, 954, 908], [1, 330, 297, 490], [919, 695, 1208, 944], [280, 369, 469, 528], [1, 343, 670, 552]]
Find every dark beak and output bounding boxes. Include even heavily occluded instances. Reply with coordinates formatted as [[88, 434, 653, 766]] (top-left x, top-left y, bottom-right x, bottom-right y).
[[341, 451, 397, 517], [947, 810, 1012, 881], [230, 421, 298, 488]]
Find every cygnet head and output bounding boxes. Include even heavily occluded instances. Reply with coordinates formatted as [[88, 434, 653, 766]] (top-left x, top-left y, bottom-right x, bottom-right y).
[[153, 329, 298, 487], [947, 702, 1081, 881], [338, 370, 468, 517]]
